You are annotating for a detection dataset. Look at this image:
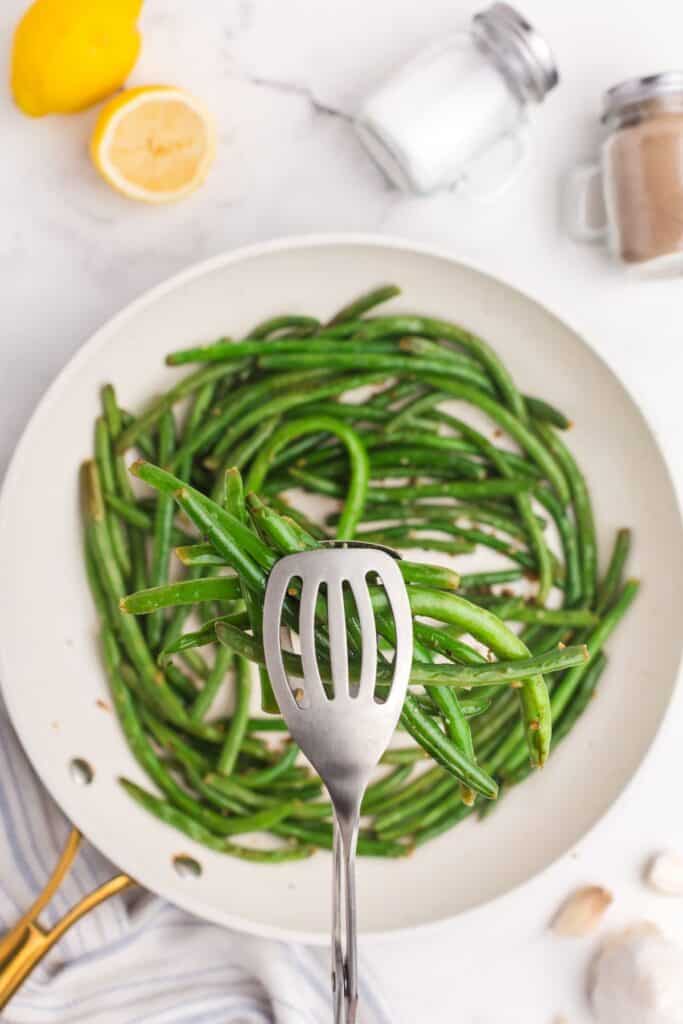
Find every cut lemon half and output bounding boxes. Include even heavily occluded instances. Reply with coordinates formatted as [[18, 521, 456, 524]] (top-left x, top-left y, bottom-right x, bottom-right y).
[[91, 86, 216, 203]]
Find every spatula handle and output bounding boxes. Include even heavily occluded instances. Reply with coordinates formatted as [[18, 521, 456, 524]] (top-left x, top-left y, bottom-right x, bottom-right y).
[[332, 812, 359, 1024]]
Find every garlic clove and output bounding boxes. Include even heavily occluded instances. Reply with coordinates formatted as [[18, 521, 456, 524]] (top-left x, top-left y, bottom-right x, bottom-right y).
[[551, 885, 613, 937], [645, 852, 683, 896], [590, 923, 683, 1024]]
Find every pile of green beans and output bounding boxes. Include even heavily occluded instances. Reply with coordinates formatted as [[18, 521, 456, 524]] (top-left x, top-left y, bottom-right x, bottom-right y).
[[82, 285, 638, 861]]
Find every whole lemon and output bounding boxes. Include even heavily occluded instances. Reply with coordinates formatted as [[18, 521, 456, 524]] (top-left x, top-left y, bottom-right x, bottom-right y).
[[11, 0, 143, 117]]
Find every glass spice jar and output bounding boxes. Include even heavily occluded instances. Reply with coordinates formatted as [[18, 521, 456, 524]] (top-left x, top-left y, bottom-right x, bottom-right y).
[[568, 73, 683, 271], [355, 2, 558, 197]]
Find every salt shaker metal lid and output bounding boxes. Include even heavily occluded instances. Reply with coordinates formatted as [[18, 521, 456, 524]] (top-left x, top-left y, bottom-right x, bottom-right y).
[[472, 3, 559, 104]]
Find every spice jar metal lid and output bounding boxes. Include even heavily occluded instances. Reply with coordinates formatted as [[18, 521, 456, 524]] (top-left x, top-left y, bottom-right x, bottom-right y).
[[602, 71, 683, 122], [471, 3, 559, 104]]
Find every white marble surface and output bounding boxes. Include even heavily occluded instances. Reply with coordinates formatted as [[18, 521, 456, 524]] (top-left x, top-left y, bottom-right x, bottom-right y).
[[3, 1, 683, 1021]]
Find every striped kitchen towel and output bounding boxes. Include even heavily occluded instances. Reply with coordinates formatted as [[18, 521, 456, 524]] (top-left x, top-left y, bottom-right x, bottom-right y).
[[0, 709, 395, 1024]]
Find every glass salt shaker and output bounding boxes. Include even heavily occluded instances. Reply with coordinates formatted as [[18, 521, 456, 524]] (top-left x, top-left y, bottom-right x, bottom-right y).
[[355, 2, 558, 197]]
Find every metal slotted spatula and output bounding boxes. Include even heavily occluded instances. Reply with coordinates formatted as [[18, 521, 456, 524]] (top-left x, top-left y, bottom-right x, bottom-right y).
[[263, 542, 413, 1024]]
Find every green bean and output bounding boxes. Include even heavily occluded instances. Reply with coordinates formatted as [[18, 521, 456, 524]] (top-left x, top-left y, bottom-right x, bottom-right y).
[[471, 690, 519, 747], [204, 370, 386, 471], [415, 375, 569, 503], [385, 536, 475, 556], [375, 776, 457, 834], [444, 413, 553, 602], [357, 522, 530, 570], [288, 401, 393, 424], [121, 577, 242, 614], [174, 543, 226, 567], [550, 580, 638, 722], [399, 561, 460, 591], [413, 796, 473, 846], [259, 350, 494, 392], [380, 747, 430, 764], [200, 771, 281, 808], [103, 492, 152, 530], [178, 649, 211, 679], [369, 763, 441, 810], [534, 485, 582, 607], [224, 468, 279, 716], [178, 380, 217, 482], [380, 788, 468, 841], [120, 410, 156, 460], [119, 780, 313, 859], [551, 652, 607, 747], [246, 718, 289, 733], [147, 411, 176, 649], [486, 581, 638, 776], [158, 613, 246, 663], [170, 369, 327, 469], [410, 619, 477, 803], [412, 622, 486, 666], [167, 335, 396, 366], [217, 655, 252, 774], [428, 684, 475, 811], [95, 417, 131, 578], [469, 601, 597, 627], [83, 462, 187, 721], [312, 446, 487, 484], [497, 655, 609, 787], [130, 461, 271, 593], [220, 416, 280, 474], [84, 534, 111, 622], [273, 822, 410, 858], [402, 587, 551, 766], [165, 662, 199, 700], [407, 645, 588, 687], [355, 316, 528, 420], [327, 284, 401, 325], [179, 765, 249, 814], [459, 569, 525, 588], [534, 421, 597, 603], [116, 363, 247, 453], [221, 744, 300, 788], [97, 501, 191, 550], [190, 646, 232, 720], [102, 387, 150, 593], [400, 697, 498, 799], [369, 479, 531, 501], [355, 500, 534, 542], [140, 707, 210, 774], [249, 314, 321, 339], [246, 416, 370, 539], [525, 395, 572, 430], [360, 764, 414, 812], [268, 496, 328, 540], [101, 630, 244, 831], [595, 529, 631, 614], [370, 380, 423, 410]]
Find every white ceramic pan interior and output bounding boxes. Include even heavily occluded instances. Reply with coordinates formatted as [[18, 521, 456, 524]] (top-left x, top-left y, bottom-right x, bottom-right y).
[[1, 236, 681, 943]]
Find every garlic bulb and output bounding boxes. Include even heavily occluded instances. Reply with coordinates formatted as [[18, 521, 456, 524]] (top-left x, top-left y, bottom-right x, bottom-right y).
[[591, 924, 683, 1024]]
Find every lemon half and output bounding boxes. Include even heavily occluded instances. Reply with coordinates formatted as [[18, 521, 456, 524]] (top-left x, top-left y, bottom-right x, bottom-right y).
[[90, 86, 216, 203]]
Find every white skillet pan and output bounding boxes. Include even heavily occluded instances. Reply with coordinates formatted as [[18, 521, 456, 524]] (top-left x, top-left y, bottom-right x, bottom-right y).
[[0, 235, 681, 946]]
